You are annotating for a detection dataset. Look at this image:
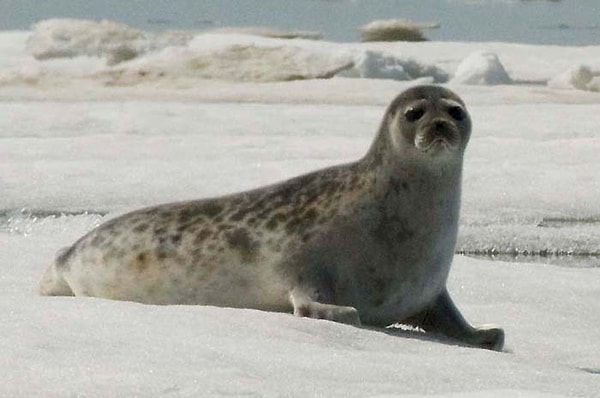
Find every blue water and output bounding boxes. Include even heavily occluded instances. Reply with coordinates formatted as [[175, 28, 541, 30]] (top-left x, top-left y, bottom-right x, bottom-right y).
[[2, 0, 599, 45]]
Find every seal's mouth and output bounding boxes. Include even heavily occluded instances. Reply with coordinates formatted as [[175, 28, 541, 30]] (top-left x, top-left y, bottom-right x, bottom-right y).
[[415, 120, 461, 152]]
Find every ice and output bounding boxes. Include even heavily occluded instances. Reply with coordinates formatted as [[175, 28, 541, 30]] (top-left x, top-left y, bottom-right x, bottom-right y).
[[27, 19, 145, 61], [207, 26, 323, 41], [451, 52, 512, 85], [26, 19, 324, 72], [547, 65, 600, 92], [1, 20, 600, 88], [1, 20, 600, 397], [340, 50, 448, 82], [26, 19, 192, 65], [3, 226, 599, 397], [102, 33, 354, 83]]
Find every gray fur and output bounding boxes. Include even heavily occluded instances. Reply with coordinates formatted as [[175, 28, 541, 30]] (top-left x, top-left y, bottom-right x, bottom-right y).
[[39, 85, 504, 350]]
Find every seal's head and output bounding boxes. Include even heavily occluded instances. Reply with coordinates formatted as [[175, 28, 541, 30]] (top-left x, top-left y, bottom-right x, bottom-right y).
[[385, 85, 472, 157]]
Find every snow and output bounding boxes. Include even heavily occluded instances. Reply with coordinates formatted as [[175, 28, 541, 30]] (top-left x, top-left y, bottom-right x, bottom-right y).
[[547, 65, 600, 92], [339, 50, 448, 82], [206, 26, 323, 41], [5, 18, 600, 87], [26, 19, 192, 65], [3, 232, 599, 397], [1, 20, 600, 397], [26, 19, 145, 61], [451, 52, 512, 85], [102, 33, 355, 83]]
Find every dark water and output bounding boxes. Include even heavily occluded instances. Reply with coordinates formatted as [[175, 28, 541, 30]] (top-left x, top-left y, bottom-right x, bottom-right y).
[[2, 0, 599, 45]]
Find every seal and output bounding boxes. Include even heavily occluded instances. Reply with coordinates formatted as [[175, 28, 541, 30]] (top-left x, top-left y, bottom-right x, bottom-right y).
[[39, 85, 504, 351]]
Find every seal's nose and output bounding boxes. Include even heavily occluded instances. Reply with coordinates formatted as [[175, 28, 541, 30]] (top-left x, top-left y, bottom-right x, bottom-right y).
[[434, 120, 449, 133]]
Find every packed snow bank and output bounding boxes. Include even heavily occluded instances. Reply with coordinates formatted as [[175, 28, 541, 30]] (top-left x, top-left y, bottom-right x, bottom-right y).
[[451, 52, 512, 85]]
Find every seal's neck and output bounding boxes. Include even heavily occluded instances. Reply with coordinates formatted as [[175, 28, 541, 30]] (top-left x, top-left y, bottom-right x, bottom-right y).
[[361, 123, 391, 170], [377, 158, 463, 204], [358, 125, 465, 225], [361, 127, 464, 195]]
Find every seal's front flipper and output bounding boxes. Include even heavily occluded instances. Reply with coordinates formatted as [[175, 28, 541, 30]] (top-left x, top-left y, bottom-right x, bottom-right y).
[[404, 289, 504, 351], [289, 288, 361, 326]]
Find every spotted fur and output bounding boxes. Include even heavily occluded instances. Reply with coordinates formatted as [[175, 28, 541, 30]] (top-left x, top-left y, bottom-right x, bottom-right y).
[[39, 85, 504, 350]]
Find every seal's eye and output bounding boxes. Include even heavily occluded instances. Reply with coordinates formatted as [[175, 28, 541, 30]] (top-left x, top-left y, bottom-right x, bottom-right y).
[[404, 107, 425, 122], [448, 106, 466, 121]]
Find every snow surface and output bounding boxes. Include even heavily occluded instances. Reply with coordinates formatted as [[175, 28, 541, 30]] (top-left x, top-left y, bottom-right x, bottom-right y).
[[1, 21, 600, 397]]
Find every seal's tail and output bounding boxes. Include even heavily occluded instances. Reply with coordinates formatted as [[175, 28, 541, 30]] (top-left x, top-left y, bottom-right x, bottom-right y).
[[38, 247, 75, 296]]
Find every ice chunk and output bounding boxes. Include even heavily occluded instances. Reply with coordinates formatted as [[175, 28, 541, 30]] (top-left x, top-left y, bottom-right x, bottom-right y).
[[451, 52, 512, 85], [101, 34, 354, 83], [340, 50, 448, 82], [587, 76, 600, 92], [26, 19, 147, 60], [26, 19, 193, 65], [547, 65, 597, 91]]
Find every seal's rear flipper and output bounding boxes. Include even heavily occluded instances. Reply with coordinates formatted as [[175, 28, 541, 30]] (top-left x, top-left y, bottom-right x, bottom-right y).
[[289, 288, 361, 326], [404, 289, 504, 351], [38, 248, 75, 296]]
